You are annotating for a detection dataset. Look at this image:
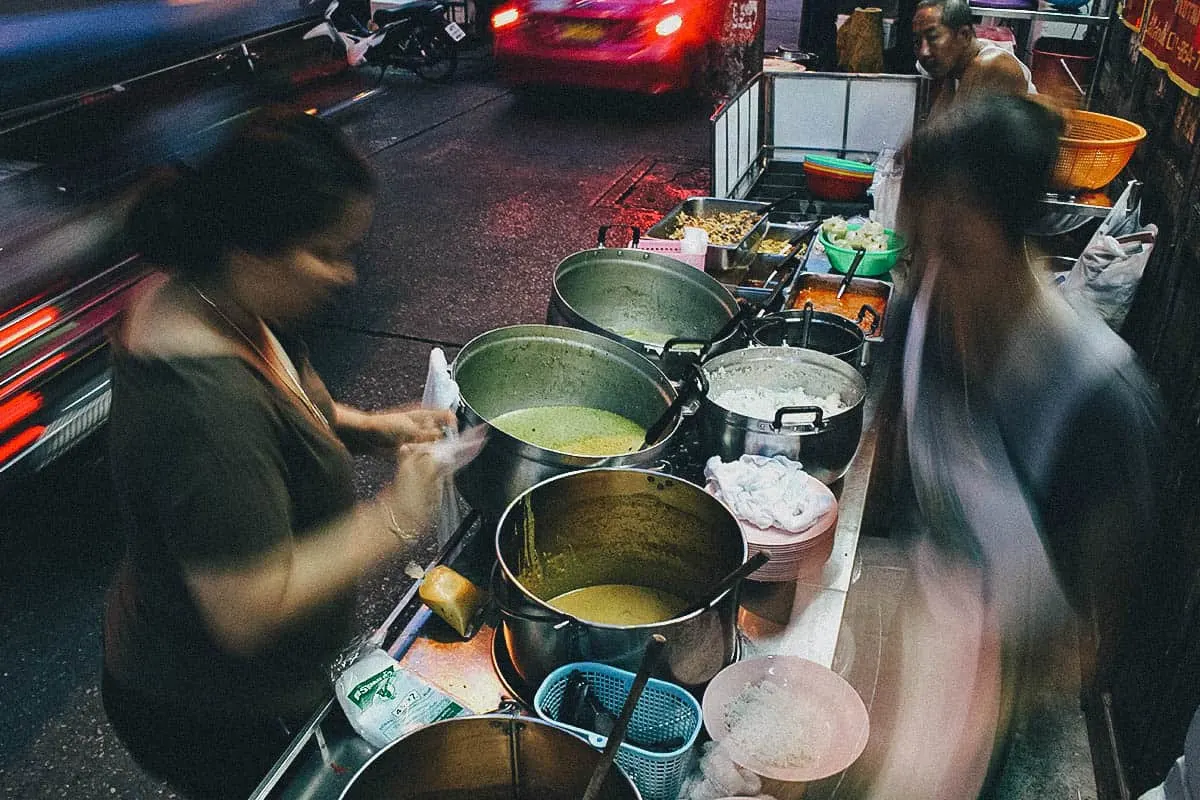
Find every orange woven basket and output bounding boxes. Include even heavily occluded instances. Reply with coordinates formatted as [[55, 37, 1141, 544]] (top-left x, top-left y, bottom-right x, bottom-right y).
[[1051, 110, 1146, 191]]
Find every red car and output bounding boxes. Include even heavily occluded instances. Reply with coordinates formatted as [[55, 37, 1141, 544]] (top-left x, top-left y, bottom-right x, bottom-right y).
[[490, 0, 722, 94]]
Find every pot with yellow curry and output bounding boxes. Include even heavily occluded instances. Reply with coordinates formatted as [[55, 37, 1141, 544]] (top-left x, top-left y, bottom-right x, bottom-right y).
[[494, 468, 747, 693]]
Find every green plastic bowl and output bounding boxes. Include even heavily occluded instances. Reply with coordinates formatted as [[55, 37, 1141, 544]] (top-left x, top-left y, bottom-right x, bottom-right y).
[[818, 224, 906, 277]]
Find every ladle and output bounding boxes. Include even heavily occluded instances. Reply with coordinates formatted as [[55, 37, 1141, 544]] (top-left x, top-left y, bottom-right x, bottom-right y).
[[836, 248, 867, 300], [757, 189, 801, 216], [678, 551, 771, 617], [580, 634, 668, 800]]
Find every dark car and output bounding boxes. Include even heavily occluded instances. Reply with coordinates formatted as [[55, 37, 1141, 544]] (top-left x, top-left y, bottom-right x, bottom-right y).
[[0, 0, 373, 486]]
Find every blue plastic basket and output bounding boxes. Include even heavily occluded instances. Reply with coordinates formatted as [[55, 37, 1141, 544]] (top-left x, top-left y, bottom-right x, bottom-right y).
[[534, 662, 702, 800]]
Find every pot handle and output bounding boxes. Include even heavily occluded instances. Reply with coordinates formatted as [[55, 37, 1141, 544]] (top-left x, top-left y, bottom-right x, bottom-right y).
[[488, 560, 574, 629], [857, 304, 881, 336], [597, 225, 640, 249], [661, 337, 711, 364], [772, 405, 825, 431]]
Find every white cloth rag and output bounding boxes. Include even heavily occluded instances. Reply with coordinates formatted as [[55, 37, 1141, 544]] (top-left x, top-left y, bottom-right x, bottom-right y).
[[677, 740, 777, 800], [704, 454, 833, 533]]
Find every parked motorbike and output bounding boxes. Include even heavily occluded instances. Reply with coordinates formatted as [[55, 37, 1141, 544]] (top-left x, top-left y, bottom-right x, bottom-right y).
[[303, 0, 464, 83]]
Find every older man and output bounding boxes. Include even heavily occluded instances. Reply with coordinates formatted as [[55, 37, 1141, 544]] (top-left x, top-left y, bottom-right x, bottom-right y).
[[912, 0, 1036, 114]]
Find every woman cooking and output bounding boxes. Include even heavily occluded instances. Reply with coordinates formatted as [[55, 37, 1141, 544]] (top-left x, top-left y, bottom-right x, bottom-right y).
[[101, 107, 482, 799]]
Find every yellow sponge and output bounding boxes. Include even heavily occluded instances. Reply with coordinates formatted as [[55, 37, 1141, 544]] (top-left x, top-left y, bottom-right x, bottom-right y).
[[418, 565, 484, 637]]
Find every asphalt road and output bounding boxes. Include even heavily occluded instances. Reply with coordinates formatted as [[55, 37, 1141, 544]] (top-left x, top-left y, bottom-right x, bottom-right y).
[[0, 48, 714, 798]]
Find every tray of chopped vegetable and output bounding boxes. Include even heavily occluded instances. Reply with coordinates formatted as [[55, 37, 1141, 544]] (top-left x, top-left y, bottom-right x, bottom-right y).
[[643, 197, 771, 277]]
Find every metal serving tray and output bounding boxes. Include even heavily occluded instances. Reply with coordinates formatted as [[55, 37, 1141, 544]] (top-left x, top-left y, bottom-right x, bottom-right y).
[[787, 272, 893, 344], [643, 197, 770, 278]]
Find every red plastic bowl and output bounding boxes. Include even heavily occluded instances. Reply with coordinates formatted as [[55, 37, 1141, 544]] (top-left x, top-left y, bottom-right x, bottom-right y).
[[803, 162, 872, 201]]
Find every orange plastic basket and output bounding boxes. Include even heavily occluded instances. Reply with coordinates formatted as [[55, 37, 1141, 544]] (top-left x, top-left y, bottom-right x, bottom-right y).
[[1051, 110, 1146, 191]]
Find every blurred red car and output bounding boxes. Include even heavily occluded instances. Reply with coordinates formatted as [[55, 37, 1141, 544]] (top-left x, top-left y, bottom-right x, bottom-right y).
[[490, 0, 721, 94]]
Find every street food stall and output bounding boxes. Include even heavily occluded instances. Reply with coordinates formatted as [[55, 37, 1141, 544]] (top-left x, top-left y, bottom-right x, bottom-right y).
[[246, 66, 932, 800], [249, 243, 901, 800]]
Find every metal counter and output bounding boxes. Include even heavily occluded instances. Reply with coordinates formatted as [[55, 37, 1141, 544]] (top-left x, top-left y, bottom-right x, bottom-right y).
[[250, 343, 897, 800]]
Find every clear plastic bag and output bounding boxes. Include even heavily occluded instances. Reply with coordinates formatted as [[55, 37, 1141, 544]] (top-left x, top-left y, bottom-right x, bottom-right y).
[[1061, 183, 1156, 330], [421, 347, 465, 546]]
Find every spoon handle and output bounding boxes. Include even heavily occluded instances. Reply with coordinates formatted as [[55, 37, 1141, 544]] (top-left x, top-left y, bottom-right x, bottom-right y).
[[580, 634, 668, 800]]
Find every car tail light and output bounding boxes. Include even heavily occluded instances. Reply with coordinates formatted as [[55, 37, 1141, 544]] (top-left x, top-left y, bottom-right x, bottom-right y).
[[654, 13, 684, 36], [0, 425, 45, 464], [493, 6, 520, 29], [0, 307, 60, 352], [0, 391, 42, 432]]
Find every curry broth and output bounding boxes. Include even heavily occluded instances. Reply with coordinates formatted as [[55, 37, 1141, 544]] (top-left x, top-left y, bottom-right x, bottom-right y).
[[489, 406, 645, 456], [546, 584, 690, 625]]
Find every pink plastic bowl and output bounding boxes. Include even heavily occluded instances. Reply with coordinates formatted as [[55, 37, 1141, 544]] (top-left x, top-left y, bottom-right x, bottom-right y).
[[701, 655, 870, 783]]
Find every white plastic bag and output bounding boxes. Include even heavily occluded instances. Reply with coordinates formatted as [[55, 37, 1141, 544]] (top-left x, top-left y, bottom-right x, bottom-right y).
[[422, 347, 464, 546], [1061, 183, 1156, 330], [869, 145, 904, 232], [334, 647, 470, 750]]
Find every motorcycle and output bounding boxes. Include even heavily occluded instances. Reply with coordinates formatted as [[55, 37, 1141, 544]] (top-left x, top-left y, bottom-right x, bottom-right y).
[[303, 0, 464, 83]]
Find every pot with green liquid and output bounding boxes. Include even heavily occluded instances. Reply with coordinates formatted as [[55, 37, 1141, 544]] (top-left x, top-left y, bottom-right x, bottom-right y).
[[453, 325, 683, 516]]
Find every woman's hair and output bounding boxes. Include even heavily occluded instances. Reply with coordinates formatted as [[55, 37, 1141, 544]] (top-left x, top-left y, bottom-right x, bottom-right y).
[[901, 96, 1064, 246], [127, 106, 376, 277]]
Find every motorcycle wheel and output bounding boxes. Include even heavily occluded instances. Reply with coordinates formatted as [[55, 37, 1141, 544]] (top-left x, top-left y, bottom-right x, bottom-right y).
[[410, 26, 458, 83]]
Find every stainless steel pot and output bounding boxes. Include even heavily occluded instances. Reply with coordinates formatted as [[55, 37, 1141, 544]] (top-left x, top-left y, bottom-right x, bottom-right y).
[[453, 325, 682, 517], [339, 714, 641, 800], [494, 468, 746, 692], [750, 306, 866, 371], [546, 241, 742, 380], [699, 347, 868, 484]]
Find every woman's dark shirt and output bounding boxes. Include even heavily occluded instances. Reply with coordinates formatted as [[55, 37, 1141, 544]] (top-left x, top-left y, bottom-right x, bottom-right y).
[[103, 335, 357, 722]]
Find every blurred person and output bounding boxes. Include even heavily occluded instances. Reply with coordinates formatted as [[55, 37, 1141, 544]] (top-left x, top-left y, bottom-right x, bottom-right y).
[[857, 96, 1163, 798], [911, 0, 1036, 115], [101, 107, 481, 799]]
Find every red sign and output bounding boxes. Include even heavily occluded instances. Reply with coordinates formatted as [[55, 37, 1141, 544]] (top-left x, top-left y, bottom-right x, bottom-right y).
[[1140, 0, 1200, 95]]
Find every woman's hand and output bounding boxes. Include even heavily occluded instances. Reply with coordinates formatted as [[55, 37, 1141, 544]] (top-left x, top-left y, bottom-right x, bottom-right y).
[[332, 402, 456, 454], [378, 425, 487, 541], [375, 406, 457, 445]]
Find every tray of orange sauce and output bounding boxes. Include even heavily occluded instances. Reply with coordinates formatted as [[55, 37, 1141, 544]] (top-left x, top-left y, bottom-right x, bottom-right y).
[[787, 272, 893, 343]]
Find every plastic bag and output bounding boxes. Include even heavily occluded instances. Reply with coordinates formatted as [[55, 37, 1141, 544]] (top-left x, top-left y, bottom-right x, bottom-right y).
[[422, 347, 464, 546], [1060, 183, 1156, 330], [334, 647, 470, 750], [869, 145, 903, 232]]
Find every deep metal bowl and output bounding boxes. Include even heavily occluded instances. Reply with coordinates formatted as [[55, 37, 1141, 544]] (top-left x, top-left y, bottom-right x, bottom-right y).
[[494, 468, 746, 691], [339, 714, 641, 800], [547, 245, 741, 378], [453, 325, 681, 516]]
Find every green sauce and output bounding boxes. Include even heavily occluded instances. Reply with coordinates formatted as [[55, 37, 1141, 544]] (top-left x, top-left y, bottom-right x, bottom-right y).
[[547, 584, 690, 625], [489, 406, 646, 456]]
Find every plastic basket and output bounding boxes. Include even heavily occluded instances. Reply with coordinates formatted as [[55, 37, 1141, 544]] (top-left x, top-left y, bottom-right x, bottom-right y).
[[534, 662, 702, 800], [1052, 111, 1146, 191]]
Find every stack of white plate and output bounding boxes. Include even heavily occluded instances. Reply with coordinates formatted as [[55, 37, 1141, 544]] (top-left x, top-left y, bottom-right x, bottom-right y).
[[706, 474, 838, 583]]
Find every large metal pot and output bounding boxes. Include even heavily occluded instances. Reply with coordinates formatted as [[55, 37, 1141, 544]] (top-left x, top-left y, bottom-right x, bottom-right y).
[[494, 468, 746, 692], [339, 714, 640, 800], [453, 325, 682, 516], [546, 242, 743, 379], [699, 347, 868, 484], [749, 306, 867, 371]]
